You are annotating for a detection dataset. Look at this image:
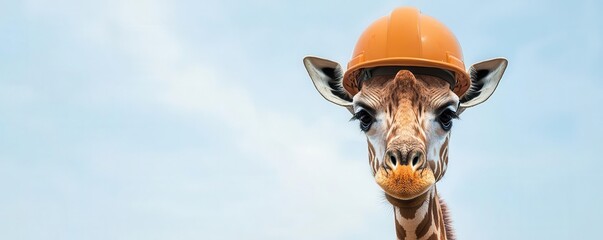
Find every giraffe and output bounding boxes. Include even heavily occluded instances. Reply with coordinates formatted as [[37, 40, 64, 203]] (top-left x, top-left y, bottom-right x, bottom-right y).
[[303, 56, 507, 239]]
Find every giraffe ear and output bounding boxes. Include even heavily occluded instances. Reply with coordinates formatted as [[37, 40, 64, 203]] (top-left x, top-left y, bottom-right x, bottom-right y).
[[303, 56, 354, 113], [458, 58, 508, 114]]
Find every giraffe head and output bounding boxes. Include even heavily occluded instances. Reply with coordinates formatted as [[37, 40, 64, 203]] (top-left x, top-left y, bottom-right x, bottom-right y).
[[303, 56, 507, 200]]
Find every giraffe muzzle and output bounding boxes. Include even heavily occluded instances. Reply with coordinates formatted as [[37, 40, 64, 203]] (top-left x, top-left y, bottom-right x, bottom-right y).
[[376, 146, 434, 200]]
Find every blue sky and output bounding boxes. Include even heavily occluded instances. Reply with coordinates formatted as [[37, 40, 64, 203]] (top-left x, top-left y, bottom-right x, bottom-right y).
[[1, 0, 601, 239]]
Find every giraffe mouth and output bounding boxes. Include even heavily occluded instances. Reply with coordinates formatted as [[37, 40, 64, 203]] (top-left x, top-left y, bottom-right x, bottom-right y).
[[375, 164, 435, 200]]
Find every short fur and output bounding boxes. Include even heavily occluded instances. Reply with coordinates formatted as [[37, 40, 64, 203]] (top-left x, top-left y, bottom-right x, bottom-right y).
[[439, 199, 455, 240], [303, 55, 507, 240]]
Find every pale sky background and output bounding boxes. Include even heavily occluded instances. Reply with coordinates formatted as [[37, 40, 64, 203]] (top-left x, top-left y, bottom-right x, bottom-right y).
[[1, 0, 602, 239]]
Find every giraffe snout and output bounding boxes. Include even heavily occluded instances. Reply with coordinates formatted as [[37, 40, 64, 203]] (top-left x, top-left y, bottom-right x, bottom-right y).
[[384, 148, 426, 170], [376, 144, 434, 200]]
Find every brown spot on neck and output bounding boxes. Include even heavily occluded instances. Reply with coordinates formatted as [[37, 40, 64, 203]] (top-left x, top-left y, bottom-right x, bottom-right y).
[[386, 191, 428, 219], [415, 198, 434, 238], [426, 233, 439, 240], [395, 219, 407, 239], [388, 189, 454, 240]]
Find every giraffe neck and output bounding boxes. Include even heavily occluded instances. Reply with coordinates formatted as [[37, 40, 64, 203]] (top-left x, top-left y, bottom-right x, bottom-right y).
[[386, 187, 451, 240]]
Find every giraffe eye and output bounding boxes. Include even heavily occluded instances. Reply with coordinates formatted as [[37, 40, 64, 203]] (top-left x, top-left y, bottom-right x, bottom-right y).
[[438, 109, 458, 131], [352, 110, 374, 132]]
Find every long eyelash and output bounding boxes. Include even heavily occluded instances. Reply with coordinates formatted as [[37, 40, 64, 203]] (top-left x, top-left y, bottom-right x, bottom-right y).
[[350, 111, 365, 121], [449, 111, 460, 119]]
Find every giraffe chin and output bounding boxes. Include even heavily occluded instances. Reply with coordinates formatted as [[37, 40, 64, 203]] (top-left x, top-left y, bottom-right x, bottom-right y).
[[374, 165, 436, 200]]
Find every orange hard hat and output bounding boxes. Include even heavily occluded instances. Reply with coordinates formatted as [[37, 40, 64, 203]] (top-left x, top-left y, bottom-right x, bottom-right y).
[[343, 7, 470, 97]]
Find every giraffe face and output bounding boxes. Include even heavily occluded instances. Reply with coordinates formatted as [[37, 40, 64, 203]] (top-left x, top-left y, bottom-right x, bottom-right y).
[[352, 70, 458, 200], [303, 56, 507, 201]]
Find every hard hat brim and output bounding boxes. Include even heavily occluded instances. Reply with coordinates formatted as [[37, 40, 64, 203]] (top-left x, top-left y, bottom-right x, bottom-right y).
[[343, 57, 470, 97]]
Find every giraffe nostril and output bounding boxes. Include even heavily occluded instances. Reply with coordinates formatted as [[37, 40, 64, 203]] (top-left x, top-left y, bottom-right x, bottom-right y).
[[386, 150, 399, 167], [412, 155, 419, 166], [410, 151, 424, 168]]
